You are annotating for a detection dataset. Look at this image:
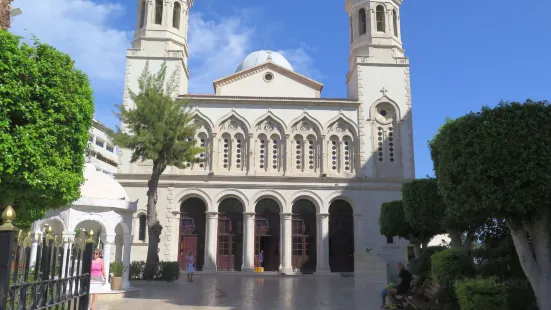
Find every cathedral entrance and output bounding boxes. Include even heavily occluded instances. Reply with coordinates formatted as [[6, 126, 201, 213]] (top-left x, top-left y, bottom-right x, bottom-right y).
[[217, 198, 243, 271], [178, 198, 206, 271], [329, 200, 354, 272], [254, 199, 280, 271], [291, 199, 317, 273]]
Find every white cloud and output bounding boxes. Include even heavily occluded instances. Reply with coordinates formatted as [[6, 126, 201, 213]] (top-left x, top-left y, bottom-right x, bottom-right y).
[[8, 0, 321, 98], [187, 12, 255, 94], [10, 0, 132, 84], [279, 45, 325, 81]]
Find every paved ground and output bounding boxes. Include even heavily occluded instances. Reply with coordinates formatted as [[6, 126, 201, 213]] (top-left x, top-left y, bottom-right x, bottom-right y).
[[97, 274, 383, 310]]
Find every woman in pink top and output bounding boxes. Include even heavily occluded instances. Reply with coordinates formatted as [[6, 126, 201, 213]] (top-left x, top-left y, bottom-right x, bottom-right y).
[[89, 249, 106, 310]]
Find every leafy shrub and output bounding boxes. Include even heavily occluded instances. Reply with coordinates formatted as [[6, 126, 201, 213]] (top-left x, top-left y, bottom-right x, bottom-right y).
[[455, 277, 507, 310], [129, 261, 179, 282], [158, 261, 180, 282], [129, 261, 146, 280], [431, 249, 476, 310], [110, 261, 126, 277], [410, 246, 447, 278]]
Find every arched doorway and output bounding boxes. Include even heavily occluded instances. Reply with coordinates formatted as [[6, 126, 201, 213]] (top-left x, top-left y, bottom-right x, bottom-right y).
[[254, 199, 280, 271], [217, 198, 244, 271], [329, 200, 354, 272], [291, 199, 317, 273], [179, 198, 206, 271]]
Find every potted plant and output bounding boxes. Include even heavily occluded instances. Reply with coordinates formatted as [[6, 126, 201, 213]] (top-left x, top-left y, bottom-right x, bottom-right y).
[[109, 262, 126, 290]]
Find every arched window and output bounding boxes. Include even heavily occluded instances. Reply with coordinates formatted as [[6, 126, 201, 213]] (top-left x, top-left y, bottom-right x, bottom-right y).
[[155, 0, 163, 25], [326, 120, 356, 174], [358, 8, 367, 35], [376, 5, 385, 32], [349, 16, 353, 43], [393, 9, 398, 37], [139, 0, 146, 28], [173, 2, 181, 29], [290, 119, 320, 173], [193, 132, 209, 170], [138, 214, 147, 241], [221, 133, 232, 171], [254, 117, 285, 173], [372, 102, 400, 176], [257, 134, 282, 172]]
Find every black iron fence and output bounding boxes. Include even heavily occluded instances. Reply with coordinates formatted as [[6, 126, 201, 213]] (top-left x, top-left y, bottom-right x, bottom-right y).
[[0, 206, 94, 310]]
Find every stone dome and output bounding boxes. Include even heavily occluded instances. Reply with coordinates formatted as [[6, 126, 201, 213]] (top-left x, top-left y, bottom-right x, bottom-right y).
[[235, 50, 294, 73], [80, 163, 129, 201]]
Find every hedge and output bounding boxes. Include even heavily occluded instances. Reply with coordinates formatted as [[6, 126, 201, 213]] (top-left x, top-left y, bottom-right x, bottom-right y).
[[455, 277, 507, 310], [431, 249, 476, 310], [129, 261, 180, 282], [410, 246, 447, 278]]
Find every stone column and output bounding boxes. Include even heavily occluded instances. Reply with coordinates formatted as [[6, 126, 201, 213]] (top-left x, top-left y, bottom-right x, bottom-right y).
[[354, 213, 362, 254], [320, 135, 326, 174], [203, 212, 218, 271], [242, 212, 255, 272], [122, 235, 133, 289], [316, 213, 330, 273], [61, 232, 75, 277], [247, 133, 254, 175], [29, 231, 41, 268], [101, 234, 116, 291], [281, 213, 294, 274]]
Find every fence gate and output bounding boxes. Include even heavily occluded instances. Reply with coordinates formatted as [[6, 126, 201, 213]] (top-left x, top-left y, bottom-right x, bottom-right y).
[[0, 206, 94, 310]]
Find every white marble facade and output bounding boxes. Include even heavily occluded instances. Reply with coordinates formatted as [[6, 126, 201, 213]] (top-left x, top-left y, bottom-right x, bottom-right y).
[[118, 0, 414, 279]]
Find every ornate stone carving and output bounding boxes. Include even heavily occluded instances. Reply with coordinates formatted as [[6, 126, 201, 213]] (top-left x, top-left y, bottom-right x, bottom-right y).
[[335, 122, 347, 133], [300, 122, 311, 132], [263, 121, 274, 132], [228, 121, 238, 131], [207, 212, 218, 220]]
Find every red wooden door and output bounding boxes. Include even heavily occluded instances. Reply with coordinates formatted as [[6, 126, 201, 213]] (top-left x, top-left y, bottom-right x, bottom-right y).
[[217, 216, 235, 271], [179, 217, 198, 270], [291, 216, 309, 270]]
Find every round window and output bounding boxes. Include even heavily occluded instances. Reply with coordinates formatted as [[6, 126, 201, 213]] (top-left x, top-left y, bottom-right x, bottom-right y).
[[379, 110, 387, 117], [264, 72, 274, 82]]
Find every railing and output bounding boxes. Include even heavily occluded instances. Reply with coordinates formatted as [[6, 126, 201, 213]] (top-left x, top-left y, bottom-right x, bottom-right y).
[[0, 206, 94, 310]]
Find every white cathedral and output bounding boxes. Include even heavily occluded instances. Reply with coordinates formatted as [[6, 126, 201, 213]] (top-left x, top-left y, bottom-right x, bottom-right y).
[[118, 0, 415, 278]]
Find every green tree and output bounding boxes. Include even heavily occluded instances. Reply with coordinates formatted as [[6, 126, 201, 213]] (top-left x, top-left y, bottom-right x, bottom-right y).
[[0, 31, 94, 227], [402, 178, 482, 250], [379, 200, 424, 258], [429, 100, 551, 310], [109, 62, 202, 279]]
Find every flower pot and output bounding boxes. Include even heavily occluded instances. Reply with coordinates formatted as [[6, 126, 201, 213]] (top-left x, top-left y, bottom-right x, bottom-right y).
[[111, 276, 123, 291]]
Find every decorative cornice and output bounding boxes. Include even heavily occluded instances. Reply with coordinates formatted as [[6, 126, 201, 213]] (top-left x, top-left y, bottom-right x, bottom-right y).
[[179, 95, 360, 107], [115, 173, 412, 191], [212, 62, 323, 92]]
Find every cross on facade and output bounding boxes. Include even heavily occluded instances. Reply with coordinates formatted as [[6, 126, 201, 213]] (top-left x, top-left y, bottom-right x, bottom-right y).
[[380, 87, 388, 95], [266, 50, 273, 60]]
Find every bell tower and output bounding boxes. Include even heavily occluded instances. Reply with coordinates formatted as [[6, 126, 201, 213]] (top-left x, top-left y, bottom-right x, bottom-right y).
[[346, 0, 404, 68], [119, 0, 193, 173], [345, 0, 415, 180], [123, 0, 193, 110]]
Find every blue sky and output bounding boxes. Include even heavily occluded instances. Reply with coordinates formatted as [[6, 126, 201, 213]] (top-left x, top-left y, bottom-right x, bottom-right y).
[[10, 0, 551, 177]]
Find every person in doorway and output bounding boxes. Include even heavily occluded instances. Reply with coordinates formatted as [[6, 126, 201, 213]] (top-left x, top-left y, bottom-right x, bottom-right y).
[[89, 249, 106, 310], [381, 262, 412, 309], [259, 250, 264, 268], [186, 250, 195, 282]]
